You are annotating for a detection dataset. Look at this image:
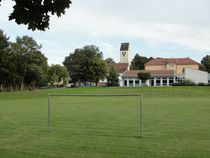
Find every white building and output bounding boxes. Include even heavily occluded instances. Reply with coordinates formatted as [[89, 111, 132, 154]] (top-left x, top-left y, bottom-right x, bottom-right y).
[[183, 68, 208, 84], [209, 74, 210, 83], [107, 42, 208, 87], [121, 70, 182, 87]]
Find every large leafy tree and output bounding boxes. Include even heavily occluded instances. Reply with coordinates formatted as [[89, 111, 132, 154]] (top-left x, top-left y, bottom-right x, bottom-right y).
[[48, 64, 69, 87], [0, 30, 12, 91], [130, 54, 153, 70], [138, 72, 151, 84], [10, 36, 48, 90], [200, 55, 210, 73], [106, 66, 119, 87], [92, 57, 107, 86], [105, 58, 116, 64], [0, 0, 72, 31], [0, 30, 48, 91], [63, 45, 107, 86]]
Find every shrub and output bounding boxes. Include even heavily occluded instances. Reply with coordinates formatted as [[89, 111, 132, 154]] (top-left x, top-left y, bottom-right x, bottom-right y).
[[172, 79, 196, 86], [182, 80, 196, 86], [197, 83, 207, 86]]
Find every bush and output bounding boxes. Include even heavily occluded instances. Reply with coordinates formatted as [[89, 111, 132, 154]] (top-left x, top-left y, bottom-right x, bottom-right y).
[[172, 79, 196, 86], [182, 80, 196, 86], [197, 83, 207, 86]]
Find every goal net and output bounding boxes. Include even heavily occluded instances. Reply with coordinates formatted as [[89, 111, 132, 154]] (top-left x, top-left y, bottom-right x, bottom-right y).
[[48, 94, 143, 137]]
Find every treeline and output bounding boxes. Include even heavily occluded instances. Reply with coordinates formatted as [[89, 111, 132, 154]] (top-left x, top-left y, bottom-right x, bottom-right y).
[[0, 30, 69, 92]]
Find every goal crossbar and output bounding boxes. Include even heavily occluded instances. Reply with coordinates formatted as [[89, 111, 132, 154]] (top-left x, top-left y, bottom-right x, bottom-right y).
[[48, 93, 143, 137]]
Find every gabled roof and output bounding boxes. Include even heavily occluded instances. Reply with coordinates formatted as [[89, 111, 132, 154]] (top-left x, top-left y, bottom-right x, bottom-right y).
[[122, 70, 175, 78], [145, 58, 199, 66], [120, 43, 129, 51], [108, 63, 129, 74]]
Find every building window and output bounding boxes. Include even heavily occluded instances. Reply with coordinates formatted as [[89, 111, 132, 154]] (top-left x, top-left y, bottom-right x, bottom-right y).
[[129, 80, 133, 87], [156, 78, 161, 86], [135, 80, 140, 86], [163, 78, 167, 86], [169, 78, 174, 85], [124, 80, 127, 86]]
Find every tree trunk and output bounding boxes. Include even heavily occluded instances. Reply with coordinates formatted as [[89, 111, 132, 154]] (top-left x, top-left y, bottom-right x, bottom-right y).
[[21, 79, 24, 91]]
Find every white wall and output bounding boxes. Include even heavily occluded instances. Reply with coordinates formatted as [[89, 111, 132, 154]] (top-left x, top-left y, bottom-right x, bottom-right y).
[[183, 68, 208, 84]]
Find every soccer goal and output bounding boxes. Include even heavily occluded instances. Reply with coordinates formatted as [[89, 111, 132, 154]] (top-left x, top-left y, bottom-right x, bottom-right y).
[[48, 94, 143, 137]]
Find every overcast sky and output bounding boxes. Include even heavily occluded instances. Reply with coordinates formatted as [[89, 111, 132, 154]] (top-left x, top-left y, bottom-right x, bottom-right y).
[[0, 0, 210, 64]]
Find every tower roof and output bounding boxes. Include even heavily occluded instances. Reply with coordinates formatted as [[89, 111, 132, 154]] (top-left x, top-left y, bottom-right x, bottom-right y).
[[120, 43, 129, 51]]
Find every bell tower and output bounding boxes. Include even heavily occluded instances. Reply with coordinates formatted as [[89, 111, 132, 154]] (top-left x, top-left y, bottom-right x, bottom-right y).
[[120, 42, 131, 64]]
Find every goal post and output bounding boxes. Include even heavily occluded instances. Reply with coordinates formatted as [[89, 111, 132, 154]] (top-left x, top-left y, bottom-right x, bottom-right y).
[[47, 93, 143, 137]]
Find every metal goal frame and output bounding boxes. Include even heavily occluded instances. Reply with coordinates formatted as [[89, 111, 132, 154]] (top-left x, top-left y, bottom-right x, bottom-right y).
[[48, 94, 143, 137]]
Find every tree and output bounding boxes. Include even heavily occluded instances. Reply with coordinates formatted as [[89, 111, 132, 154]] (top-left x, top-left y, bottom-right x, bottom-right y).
[[106, 66, 119, 86], [130, 54, 153, 70], [138, 72, 151, 85], [10, 36, 48, 90], [200, 55, 210, 73], [0, 30, 20, 91], [63, 45, 107, 86], [48, 64, 69, 87], [92, 57, 107, 86], [105, 58, 116, 64], [0, 30, 49, 91], [0, 0, 72, 31]]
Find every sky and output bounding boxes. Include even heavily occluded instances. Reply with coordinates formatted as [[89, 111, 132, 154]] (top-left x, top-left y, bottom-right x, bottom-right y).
[[0, 0, 210, 65]]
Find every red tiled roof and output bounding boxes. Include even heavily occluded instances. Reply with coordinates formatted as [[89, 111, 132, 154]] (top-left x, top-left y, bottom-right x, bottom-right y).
[[145, 58, 199, 66], [108, 63, 129, 73], [122, 70, 175, 78]]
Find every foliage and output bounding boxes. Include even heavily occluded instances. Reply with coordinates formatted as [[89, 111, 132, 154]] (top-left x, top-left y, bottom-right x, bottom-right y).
[[200, 55, 210, 73], [173, 79, 196, 86], [197, 82, 207, 86], [92, 57, 107, 86], [48, 64, 69, 87], [0, 0, 71, 31], [138, 72, 151, 82], [106, 66, 119, 86], [0, 30, 48, 91], [130, 54, 153, 70], [63, 45, 107, 86], [105, 58, 116, 64]]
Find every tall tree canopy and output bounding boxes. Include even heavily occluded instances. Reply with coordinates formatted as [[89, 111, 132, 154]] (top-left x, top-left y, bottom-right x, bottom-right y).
[[106, 66, 119, 87], [200, 55, 210, 73], [11, 36, 48, 89], [105, 58, 116, 64], [63, 45, 107, 86], [138, 72, 151, 84], [48, 64, 69, 87], [130, 54, 153, 70], [0, 0, 72, 31], [0, 30, 11, 91], [0, 31, 48, 91]]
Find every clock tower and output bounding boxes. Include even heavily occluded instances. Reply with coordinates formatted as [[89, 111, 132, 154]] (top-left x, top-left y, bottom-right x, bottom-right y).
[[120, 42, 131, 64]]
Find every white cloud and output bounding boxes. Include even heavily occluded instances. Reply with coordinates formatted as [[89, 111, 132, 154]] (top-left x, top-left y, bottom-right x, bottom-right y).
[[48, 0, 210, 52], [0, 0, 210, 64]]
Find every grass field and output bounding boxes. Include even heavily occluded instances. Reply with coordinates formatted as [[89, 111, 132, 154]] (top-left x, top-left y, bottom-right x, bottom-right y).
[[0, 87, 210, 158]]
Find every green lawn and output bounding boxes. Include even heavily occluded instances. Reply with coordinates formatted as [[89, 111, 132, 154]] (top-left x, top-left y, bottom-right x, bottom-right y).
[[0, 87, 210, 158]]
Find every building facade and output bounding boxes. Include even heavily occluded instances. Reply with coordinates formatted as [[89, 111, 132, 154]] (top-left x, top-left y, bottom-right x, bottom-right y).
[[107, 43, 208, 87], [183, 68, 208, 84], [121, 70, 183, 87], [145, 58, 199, 74]]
